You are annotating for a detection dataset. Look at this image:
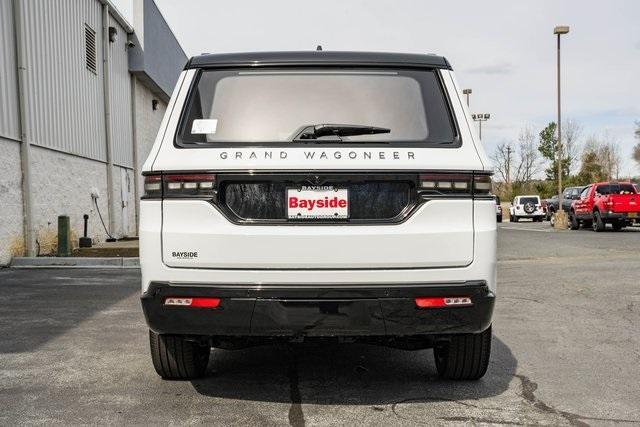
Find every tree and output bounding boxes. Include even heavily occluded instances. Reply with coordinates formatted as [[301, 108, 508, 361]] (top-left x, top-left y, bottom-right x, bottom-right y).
[[599, 131, 622, 180], [538, 122, 570, 183], [513, 127, 542, 184], [490, 142, 513, 184], [563, 120, 582, 174], [490, 127, 543, 199], [578, 140, 606, 183], [579, 134, 622, 182]]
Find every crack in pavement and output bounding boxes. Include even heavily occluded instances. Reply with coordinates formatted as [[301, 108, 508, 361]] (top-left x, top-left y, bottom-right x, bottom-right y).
[[287, 348, 305, 427], [437, 416, 525, 425], [515, 374, 639, 426], [391, 396, 511, 425]]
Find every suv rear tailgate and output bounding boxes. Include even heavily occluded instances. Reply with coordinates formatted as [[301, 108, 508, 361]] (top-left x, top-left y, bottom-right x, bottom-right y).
[[608, 194, 640, 213], [161, 198, 473, 269]]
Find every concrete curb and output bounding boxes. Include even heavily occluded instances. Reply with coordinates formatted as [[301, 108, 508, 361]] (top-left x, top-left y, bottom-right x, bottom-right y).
[[10, 257, 140, 269]]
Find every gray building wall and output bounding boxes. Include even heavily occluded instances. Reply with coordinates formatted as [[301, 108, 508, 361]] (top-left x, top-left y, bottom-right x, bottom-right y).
[[133, 77, 168, 225], [20, 0, 107, 161], [29, 146, 110, 255], [109, 17, 134, 168], [0, 0, 185, 264], [0, 138, 24, 264], [0, 0, 20, 141], [128, 0, 187, 101]]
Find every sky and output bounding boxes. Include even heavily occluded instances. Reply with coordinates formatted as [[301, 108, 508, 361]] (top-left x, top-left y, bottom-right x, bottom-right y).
[[113, 0, 640, 176]]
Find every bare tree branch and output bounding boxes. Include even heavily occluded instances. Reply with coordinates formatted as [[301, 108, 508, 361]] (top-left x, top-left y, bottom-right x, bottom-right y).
[[514, 127, 542, 184], [490, 142, 511, 183], [563, 119, 582, 174]]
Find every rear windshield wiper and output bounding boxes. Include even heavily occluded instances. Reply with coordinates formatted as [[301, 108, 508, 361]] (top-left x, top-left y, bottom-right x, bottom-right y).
[[292, 124, 391, 142]]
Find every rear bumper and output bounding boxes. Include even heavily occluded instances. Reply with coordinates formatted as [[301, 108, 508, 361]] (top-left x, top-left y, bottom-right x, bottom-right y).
[[600, 211, 639, 221], [141, 281, 494, 337]]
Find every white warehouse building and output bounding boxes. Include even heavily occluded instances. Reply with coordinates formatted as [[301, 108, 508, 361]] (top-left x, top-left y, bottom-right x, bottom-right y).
[[0, 0, 187, 265]]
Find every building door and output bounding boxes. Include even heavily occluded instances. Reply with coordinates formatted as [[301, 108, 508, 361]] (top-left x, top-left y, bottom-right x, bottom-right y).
[[120, 169, 131, 236]]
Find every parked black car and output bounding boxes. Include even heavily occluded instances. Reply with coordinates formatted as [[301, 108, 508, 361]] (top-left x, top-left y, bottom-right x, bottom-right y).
[[544, 186, 586, 221]]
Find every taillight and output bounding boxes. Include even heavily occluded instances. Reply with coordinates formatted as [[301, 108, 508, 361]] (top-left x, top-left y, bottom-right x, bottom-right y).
[[419, 173, 471, 194], [143, 173, 216, 199], [473, 174, 492, 196], [164, 174, 216, 197], [415, 296, 472, 308], [417, 172, 492, 197], [143, 175, 162, 198], [164, 297, 220, 308]]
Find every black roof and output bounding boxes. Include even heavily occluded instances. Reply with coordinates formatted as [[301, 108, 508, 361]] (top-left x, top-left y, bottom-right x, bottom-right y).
[[185, 51, 451, 70]]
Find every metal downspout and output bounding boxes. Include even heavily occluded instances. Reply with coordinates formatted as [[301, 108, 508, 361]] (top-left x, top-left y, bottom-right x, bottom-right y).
[[130, 76, 140, 233], [102, 3, 117, 238], [12, 0, 35, 257]]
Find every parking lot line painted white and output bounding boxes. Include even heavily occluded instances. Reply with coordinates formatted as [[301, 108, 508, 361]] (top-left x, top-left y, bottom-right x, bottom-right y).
[[499, 226, 554, 233]]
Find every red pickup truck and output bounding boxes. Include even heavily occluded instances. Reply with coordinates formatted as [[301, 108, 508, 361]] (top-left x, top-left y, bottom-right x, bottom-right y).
[[570, 182, 639, 231]]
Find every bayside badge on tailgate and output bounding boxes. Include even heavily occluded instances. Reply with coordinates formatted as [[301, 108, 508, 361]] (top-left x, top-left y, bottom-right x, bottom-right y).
[[287, 186, 349, 219]]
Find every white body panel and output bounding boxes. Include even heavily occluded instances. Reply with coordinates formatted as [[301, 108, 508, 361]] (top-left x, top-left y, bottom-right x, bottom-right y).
[[140, 201, 496, 291], [162, 199, 473, 269]]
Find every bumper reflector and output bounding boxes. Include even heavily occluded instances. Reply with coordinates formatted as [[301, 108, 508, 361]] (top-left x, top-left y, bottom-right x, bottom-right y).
[[164, 297, 221, 308], [415, 296, 472, 308]]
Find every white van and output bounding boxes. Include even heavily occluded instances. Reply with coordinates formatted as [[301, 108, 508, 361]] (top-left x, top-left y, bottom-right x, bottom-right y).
[[140, 51, 496, 380]]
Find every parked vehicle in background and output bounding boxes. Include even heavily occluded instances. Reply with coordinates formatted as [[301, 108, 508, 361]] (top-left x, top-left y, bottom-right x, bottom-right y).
[[509, 195, 545, 222], [545, 186, 585, 222], [494, 195, 503, 223], [570, 182, 639, 231], [635, 184, 640, 225]]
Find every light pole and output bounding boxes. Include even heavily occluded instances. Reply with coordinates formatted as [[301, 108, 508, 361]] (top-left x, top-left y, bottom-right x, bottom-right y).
[[554, 25, 569, 227], [463, 88, 472, 107], [471, 113, 490, 140]]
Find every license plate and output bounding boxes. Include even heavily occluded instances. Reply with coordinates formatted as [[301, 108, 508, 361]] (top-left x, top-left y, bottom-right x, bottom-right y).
[[629, 212, 638, 219], [287, 186, 349, 219]]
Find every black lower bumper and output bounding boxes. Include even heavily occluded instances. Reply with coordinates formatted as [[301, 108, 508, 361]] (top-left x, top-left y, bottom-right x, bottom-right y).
[[141, 281, 494, 338], [601, 212, 638, 221]]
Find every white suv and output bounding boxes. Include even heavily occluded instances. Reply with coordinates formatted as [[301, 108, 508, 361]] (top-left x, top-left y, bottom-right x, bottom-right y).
[[140, 51, 496, 381], [509, 195, 545, 222]]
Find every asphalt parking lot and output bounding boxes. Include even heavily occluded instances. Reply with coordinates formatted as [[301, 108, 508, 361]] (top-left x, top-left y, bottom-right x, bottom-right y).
[[1, 223, 639, 425]]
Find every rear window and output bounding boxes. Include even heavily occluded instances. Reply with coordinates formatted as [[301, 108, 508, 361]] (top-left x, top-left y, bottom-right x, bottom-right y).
[[596, 184, 637, 195], [177, 68, 456, 146], [520, 197, 539, 204]]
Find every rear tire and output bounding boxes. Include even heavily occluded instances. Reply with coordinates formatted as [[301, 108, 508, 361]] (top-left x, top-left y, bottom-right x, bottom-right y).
[[149, 331, 210, 380], [513, 216, 519, 223], [434, 326, 492, 380], [612, 221, 624, 231], [592, 211, 605, 232], [569, 212, 579, 230]]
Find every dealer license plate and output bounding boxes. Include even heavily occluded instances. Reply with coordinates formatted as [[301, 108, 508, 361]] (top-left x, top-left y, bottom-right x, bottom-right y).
[[287, 186, 349, 219]]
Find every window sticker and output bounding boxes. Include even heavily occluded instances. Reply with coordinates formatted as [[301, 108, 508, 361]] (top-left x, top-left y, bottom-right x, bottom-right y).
[[191, 119, 218, 134]]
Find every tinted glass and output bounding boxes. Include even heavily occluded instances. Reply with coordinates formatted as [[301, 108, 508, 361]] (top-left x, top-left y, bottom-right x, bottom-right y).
[[580, 186, 591, 199], [520, 197, 539, 204], [178, 69, 456, 144], [598, 184, 637, 194]]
